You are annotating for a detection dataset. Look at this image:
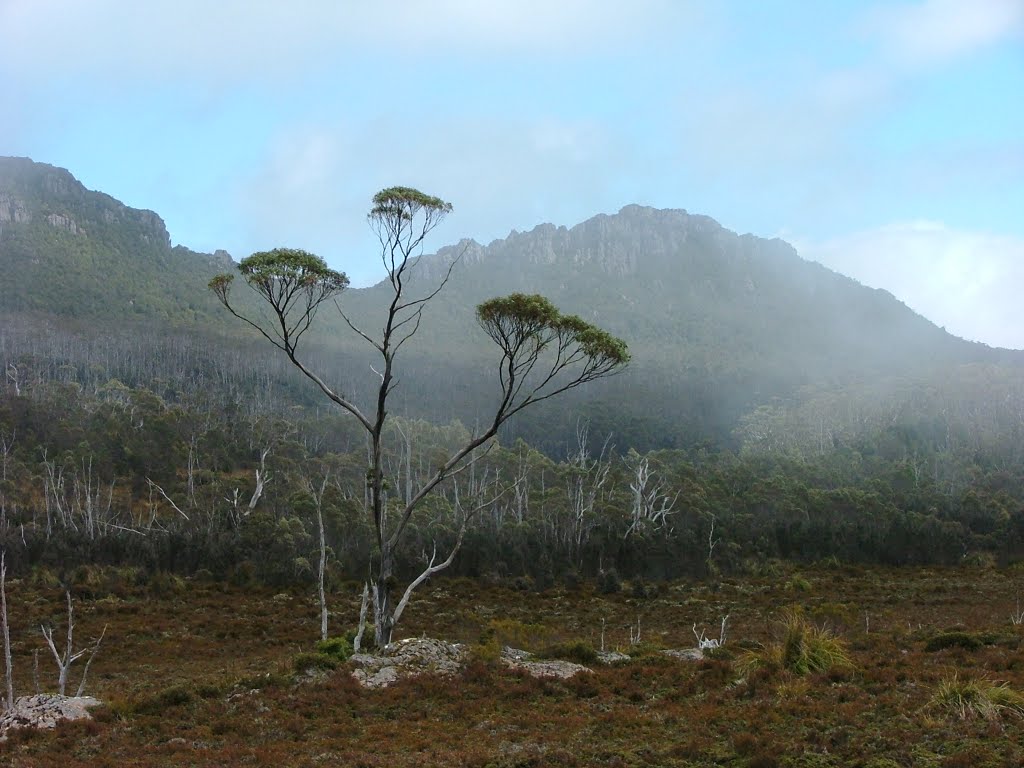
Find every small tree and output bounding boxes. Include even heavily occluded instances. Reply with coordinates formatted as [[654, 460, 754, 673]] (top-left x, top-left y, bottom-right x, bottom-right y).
[[211, 187, 629, 646]]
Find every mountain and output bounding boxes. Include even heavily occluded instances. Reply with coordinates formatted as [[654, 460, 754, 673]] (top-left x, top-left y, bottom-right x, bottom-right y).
[[338, 204, 1021, 450], [2, 156, 1022, 454], [0, 156, 231, 323]]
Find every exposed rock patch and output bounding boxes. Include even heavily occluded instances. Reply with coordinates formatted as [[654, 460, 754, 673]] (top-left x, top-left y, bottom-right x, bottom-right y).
[[350, 637, 467, 689], [347, 638, 706, 688], [501, 647, 591, 680], [662, 648, 705, 661], [0, 694, 101, 740]]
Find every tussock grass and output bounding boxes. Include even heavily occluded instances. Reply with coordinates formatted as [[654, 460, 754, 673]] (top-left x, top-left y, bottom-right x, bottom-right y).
[[930, 674, 1024, 721], [739, 608, 852, 677]]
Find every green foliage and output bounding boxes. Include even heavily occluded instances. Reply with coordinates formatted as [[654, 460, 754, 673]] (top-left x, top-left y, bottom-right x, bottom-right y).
[[315, 636, 353, 662], [370, 186, 452, 219], [476, 293, 629, 368]]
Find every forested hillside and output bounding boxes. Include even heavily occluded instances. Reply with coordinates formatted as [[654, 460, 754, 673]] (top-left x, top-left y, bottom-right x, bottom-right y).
[[2, 157, 1024, 586]]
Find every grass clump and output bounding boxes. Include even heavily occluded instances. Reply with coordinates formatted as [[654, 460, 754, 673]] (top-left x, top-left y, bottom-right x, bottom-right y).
[[740, 608, 852, 676], [930, 674, 1024, 721]]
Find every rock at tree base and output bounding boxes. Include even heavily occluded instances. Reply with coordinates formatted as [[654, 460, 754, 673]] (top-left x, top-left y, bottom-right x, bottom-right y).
[[0, 694, 101, 740]]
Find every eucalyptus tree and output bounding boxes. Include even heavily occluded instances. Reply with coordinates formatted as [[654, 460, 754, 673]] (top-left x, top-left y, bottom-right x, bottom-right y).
[[210, 187, 628, 646]]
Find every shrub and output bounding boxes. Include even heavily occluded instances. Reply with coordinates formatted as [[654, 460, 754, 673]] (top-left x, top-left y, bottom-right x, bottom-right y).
[[345, 626, 376, 652], [293, 652, 338, 674], [133, 685, 194, 715], [489, 618, 554, 651], [598, 568, 621, 595], [469, 626, 502, 665], [315, 636, 353, 662], [542, 640, 599, 665], [925, 631, 983, 652], [930, 674, 1024, 720], [785, 575, 812, 593]]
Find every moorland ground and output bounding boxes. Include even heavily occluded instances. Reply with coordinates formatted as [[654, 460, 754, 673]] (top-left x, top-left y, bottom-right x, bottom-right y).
[[1, 563, 1023, 767]]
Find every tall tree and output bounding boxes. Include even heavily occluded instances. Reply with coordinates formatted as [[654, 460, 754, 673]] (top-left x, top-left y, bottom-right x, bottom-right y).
[[210, 187, 629, 646]]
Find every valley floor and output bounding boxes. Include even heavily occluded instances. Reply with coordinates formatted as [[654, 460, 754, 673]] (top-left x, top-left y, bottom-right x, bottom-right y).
[[1, 564, 1022, 767]]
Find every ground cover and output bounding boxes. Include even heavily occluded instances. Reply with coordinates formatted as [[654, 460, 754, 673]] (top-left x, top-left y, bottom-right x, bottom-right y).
[[0, 563, 1022, 767]]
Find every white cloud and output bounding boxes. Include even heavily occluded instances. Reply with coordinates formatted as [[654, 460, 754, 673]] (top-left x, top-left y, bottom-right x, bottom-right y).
[[0, 0, 695, 86], [862, 0, 1024, 68], [797, 222, 1024, 349], [235, 116, 641, 286]]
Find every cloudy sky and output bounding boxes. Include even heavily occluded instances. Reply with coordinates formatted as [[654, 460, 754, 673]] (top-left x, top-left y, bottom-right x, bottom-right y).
[[2, 0, 1022, 347]]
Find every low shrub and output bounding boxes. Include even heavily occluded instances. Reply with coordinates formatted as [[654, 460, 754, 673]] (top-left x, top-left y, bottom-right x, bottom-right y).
[[133, 685, 194, 715], [924, 631, 982, 652], [315, 636, 353, 661], [598, 568, 621, 595], [542, 640, 599, 665], [293, 652, 338, 674]]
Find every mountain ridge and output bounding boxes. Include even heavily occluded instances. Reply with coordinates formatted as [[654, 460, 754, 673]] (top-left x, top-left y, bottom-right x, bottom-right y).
[[3, 156, 1021, 454]]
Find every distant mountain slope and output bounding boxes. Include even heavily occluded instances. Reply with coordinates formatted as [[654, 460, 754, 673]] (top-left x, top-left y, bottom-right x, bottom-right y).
[[3, 157, 1021, 453], [0, 156, 231, 323], [337, 204, 1020, 449]]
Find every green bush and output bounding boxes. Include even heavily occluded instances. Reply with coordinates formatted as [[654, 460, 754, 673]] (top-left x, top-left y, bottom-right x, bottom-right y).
[[315, 636, 353, 661]]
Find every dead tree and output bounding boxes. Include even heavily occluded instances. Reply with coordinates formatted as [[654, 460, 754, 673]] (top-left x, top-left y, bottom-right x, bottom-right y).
[[304, 472, 331, 641], [1, 551, 13, 709], [624, 449, 677, 538], [40, 591, 107, 697]]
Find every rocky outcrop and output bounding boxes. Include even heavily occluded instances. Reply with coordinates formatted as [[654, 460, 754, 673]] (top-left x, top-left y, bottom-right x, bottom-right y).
[[0, 193, 29, 224], [46, 212, 82, 235], [500, 647, 592, 680], [0, 694, 101, 740], [350, 637, 467, 688]]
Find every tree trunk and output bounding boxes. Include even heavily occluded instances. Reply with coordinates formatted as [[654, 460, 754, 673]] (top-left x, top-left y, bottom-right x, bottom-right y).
[[373, 549, 395, 648]]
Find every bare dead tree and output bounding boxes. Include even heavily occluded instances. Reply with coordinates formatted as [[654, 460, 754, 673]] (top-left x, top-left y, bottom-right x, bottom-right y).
[[40, 591, 107, 697], [248, 447, 272, 511], [353, 583, 370, 653], [304, 472, 331, 642], [565, 423, 612, 565], [1, 551, 13, 709], [624, 449, 678, 538]]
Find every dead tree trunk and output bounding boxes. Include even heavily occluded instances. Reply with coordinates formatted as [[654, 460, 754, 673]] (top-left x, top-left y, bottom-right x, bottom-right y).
[[1, 551, 13, 709]]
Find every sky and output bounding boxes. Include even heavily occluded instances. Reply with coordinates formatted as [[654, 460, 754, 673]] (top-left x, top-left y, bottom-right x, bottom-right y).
[[1, 0, 1022, 348]]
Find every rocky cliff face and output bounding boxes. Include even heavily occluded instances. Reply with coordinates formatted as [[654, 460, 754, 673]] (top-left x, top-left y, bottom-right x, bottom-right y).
[[425, 204, 798, 283], [0, 156, 229, 320], [0, 156, 172, 249]]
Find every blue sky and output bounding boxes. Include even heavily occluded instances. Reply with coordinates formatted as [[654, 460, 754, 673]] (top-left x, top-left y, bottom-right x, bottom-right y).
[[2, 0, 1022, 347]]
